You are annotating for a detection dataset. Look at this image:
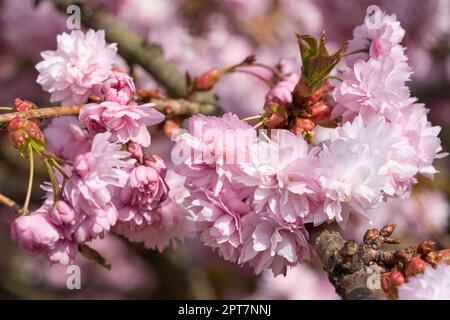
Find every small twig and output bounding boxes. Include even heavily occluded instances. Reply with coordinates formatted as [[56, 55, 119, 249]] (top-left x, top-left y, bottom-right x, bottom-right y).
[[0, 99, 218, 124], [0, 193, 23, 215]]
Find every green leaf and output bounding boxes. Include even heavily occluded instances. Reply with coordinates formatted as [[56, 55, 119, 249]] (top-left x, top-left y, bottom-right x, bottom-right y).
[[78, 244, 111, 270], [297, 32, 348, 87]]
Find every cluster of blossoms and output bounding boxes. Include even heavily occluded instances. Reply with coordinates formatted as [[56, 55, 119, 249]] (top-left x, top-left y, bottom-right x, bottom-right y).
[[171, 8, 445, 276], [10, 29, 194, 264]]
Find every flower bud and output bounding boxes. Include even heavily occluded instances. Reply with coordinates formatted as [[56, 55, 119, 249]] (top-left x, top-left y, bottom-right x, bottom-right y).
[[363, 228, 379, 244], [24, 120, 45, 143], [127, 142, 144, 160], [417, 240, 436, 257], [263, 98, 287, 128], [405, 256, 427, 277], [380, 224, 397, 237], [194, 68, 222, 91], [381, 271, 405, 300], [14, 98, 37, 112], [100, 71, 136, 105], [292, 118, 315, 133], [309, 81, 332, 105], [50, 201, 76, 226], [310, 101, 332, 122]]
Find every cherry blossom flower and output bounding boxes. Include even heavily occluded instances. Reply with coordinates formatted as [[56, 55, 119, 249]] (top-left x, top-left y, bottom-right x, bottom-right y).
[[187, 188, 250, 262], [79, 102, 164, 147], [63, 132, 133, 242], [44, 116, 91, 161], [10, 207, 77, 265], [114, 157, 169, 231], [346, 7, 406, 66], [318, 138, 390, 225], [172, 113, 257, 195], [114, 170, 196, 252], [239, 212, 310, 276], [236, 130, 324, 225], [36, 29, 117, 105], [332, 56, 412, 122], [398, 263, 450, 300], [99, 71, 136, 105]]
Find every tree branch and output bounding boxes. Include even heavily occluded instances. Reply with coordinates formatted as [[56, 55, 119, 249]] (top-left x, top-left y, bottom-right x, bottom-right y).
[[0, 193, 23, 215], [310, 224, 385, 300], [51, 0, 188, 98], [0, 99, 217, 124]]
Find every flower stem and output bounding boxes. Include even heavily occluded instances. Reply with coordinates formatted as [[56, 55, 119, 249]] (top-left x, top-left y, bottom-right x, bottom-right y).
[[0, 107, 13, 111], [341, 48, 368, 58], [22, 143, 34, 214], [242, 114, 263, 122], [252, 120, 265, 129], [44, 159, 60, 204], [234, 70, 273, 87]]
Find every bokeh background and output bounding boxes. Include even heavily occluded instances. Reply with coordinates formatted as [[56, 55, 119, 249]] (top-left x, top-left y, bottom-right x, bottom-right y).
[[0, 0, 448, 299]]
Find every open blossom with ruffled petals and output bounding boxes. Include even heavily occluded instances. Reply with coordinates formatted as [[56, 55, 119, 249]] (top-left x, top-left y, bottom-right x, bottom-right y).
[[63, 132, 133, 242], [115, 170, 196, 252], [100, 71, 136, 104], [44, 116, 91, 161], [187, 187, 250, 262], [333, 56, 412, 122], [79, 102, 164, 147], [172, 113, 257, 195], [388, 103, 447, 179], [318, 138, 390, 225], [10, 207, 77, 265], [114, 157, 169, 230], [36, 29, 117, 105], [236, 130, 324, 225], [346, 7, 406, 66], [316, 115, 418, 199], [239, 212, 310, 276], [398, 263, 450, 300]]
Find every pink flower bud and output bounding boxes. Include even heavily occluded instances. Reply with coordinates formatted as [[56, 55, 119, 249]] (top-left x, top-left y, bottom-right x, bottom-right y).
[[50, 201, 76, 226], [10, 209, 60, 256], [127, 142, 144, 160], [405, 256, 427, 277], [194, 68, 222, 91], [14, 98, 37, 112], [100, 71, 136, 105], [311, 102, 332, 122]]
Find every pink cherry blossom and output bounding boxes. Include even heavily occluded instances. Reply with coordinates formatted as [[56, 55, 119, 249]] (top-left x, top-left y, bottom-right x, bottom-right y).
[[266, 59, 299, 106], [239, 212, 310, 276], [318, 138, 390, 225], [187, 188, 250, 262], [316, 115, 418, 199], [44, 116, 91, 161], [63, 132, 133, 242], [236, 129, 324, 225], [398, 263, 450, 300], [172, 112, 257, 195], [114, 170, 196, 252], [10, 207, 77, 265], [332, 56, 412, 122], [79, 101, 164, 147], [114, 158, 169, 231], [346, 7, 406, 66], [99, 71, 136, 105], [36, 29, 118, 105]]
